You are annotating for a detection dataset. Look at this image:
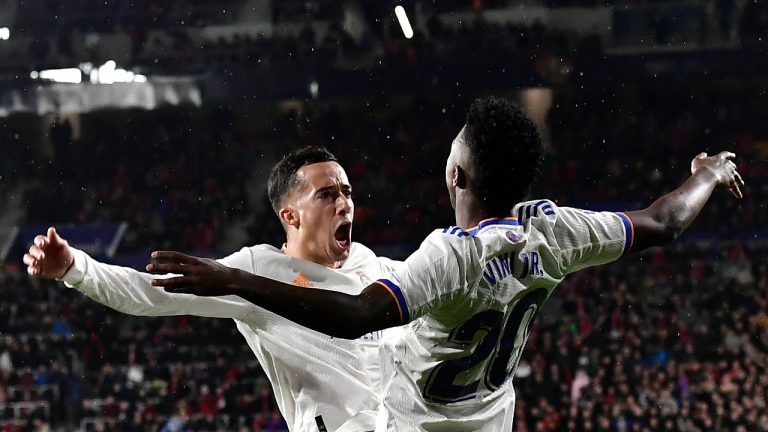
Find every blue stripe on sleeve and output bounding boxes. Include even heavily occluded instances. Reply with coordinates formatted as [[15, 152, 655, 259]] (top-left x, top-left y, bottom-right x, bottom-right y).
[[377, 279, 410, 323], [616, 212, 634, 254]]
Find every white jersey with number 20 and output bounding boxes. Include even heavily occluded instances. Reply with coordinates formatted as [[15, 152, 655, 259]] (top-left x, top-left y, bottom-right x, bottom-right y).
[[374, 199, 634, 431]]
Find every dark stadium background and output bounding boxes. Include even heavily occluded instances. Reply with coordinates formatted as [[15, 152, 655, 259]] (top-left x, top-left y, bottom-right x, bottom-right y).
[[0, 1, 766, 431]]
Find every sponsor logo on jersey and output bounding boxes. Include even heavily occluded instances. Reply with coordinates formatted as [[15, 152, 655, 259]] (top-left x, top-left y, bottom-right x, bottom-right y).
[[292, 273, 314, 288]]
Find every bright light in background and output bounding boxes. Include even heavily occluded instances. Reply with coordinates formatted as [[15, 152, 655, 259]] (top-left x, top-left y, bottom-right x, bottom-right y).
[[394, 6, 414, 39], [90, 60, 146, 84], [79, 62, 93, 74], [309, 80, 319, 99], [37, 68, 82, 84], [0, 27, 9, 40], [30, 61, 147, 84]]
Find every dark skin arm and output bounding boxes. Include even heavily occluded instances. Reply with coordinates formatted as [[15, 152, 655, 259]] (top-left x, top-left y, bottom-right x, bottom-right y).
[[146, 254, 401, 339], [624, 151, 744, 252]]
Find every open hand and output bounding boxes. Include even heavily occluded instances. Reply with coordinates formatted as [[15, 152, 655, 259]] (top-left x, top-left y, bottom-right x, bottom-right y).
[[691, 151, 745, 198], [23, 227, 74, 279], [146, 251, 243, 296]]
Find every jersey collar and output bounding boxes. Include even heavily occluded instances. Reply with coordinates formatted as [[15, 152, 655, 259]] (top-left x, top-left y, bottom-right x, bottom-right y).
[[467, 217, 519, 236]]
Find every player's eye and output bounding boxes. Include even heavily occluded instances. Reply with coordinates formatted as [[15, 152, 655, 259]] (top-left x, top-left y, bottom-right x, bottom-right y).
[[343, 190, 353, 199]]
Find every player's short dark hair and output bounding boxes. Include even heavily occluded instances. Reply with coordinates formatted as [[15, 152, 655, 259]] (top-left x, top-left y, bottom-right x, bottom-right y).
[[463, 96, 543, 215], [267, 146, 339, 214]]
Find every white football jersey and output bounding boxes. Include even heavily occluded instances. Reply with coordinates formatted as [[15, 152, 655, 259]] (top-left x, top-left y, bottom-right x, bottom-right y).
[[373, 200, 633, 431], [62, 242, 403, 432]]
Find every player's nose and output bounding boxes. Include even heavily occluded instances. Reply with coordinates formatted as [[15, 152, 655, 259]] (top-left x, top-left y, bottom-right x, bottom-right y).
[[336, 193, 352, 215]]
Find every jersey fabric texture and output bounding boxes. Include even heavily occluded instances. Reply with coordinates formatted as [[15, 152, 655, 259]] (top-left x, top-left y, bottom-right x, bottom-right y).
[[62, 242, 402, 432], [373, 199, 633, 431]]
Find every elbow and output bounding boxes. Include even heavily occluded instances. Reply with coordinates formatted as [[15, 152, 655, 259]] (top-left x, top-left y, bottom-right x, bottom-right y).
[[648, 209, 687, 246], [659, 226, 683, 245], [661, 212, 690, 244], [319, 291, 393, 339], [327, 321, 371, 340], [338, 315, 379, 340]]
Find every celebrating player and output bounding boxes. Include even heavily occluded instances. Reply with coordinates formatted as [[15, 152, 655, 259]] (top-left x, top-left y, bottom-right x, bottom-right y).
[[149, 96, 745, 430], [23, 146, 401, 431]]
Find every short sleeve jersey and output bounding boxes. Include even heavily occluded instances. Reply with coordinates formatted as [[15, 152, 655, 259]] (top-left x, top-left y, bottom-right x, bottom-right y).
[[373, 200, 634, 431]]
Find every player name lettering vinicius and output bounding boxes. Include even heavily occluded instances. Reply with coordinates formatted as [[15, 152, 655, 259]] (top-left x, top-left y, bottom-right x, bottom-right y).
[[483, 251, 543, 287]]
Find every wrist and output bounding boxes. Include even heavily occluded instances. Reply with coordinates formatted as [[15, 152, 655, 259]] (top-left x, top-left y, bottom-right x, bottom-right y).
[[692, 166, 719, 184], [58, 254, 75, 279], [225, 268, 247, 294]]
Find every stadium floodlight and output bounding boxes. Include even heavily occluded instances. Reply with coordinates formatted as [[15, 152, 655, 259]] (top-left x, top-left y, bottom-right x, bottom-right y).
[[37, 68, 82, 84], [394, 6, 414, 39], [0, 27, 9, 40], [95, 60, 117, 84], [90, 60, 147, 84]]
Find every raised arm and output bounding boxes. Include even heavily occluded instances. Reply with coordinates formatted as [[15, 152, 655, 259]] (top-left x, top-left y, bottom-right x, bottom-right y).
[[24, 227, 254, 319], [147, 252, 402, 339], [624, 151, 744, 253]]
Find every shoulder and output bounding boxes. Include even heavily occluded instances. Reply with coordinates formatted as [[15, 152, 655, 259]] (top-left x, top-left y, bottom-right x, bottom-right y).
[[347, 241, 407, 271], [235, 243, 284, 260], [412, 229, 482, 262], [246, 243, 283, 254], [513, 198, 596, 234], [341, 242, 379, 269], [349, 242, 377, 259], [217, 244, 282, 272], [513, 199, 559, 225]]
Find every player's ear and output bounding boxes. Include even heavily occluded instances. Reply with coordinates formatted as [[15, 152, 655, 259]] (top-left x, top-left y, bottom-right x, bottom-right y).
[[279, 206, 300, 228], [453, 165, 467, 190]]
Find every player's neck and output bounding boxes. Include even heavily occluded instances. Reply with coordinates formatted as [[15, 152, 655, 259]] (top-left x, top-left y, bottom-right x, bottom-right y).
[[283, 242, 340, 269], [456, 198, 492, 230]]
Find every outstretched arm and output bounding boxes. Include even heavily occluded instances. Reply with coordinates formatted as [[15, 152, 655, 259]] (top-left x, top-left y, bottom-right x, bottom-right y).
[[624, 151, 744, 253], [147, 252, 402, 339], [23, 227, 254, 319]]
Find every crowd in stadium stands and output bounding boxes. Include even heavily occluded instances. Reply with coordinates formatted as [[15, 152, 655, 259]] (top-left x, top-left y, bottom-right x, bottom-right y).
[[19, 109, 254, 255], [0, 271, 285, 431], [514, 241, 768, 432]]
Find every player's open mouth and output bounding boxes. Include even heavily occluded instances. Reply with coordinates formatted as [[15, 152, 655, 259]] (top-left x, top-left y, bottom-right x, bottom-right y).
[[334, 222, 352, 250]]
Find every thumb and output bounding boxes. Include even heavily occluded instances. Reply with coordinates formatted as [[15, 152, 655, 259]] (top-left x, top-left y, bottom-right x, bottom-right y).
[[48, 227, 63, 245], [696, 152, 708, 159]]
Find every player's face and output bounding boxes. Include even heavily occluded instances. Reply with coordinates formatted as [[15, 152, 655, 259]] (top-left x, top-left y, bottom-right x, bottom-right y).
[[286, 161, 354, 267]]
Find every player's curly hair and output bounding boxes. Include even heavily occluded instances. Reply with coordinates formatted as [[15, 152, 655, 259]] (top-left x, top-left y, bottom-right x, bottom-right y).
[[464, 96, 543, 215], [268, 146, 339, 215]]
